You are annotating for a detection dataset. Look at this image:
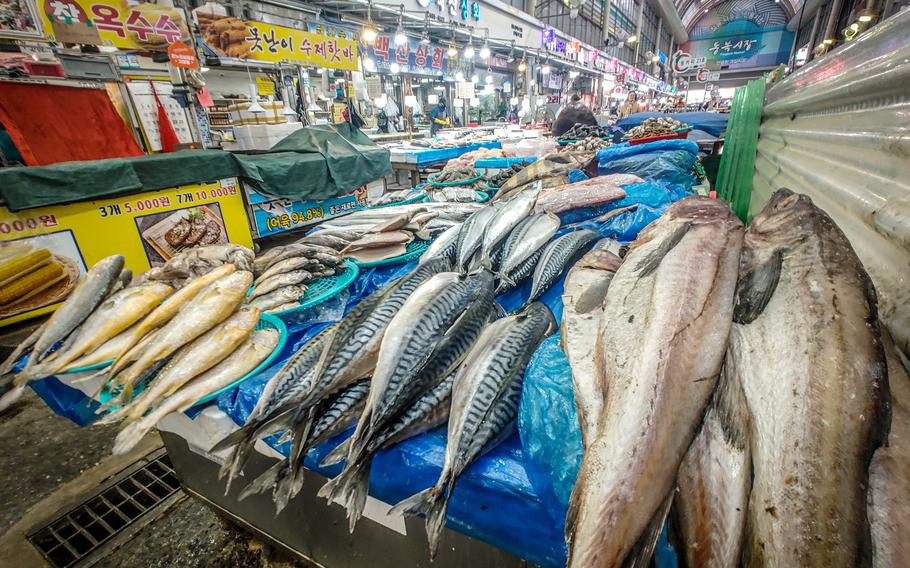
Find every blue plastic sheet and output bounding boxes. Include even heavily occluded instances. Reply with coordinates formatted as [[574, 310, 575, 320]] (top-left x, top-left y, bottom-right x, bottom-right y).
[[406, 141, 503, 167], [474, 156, 538, 169], [616, 111, 729, 138], [598, 140, 699, 193]]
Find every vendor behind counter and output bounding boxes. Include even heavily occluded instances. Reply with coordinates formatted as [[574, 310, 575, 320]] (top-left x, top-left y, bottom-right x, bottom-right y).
[[551, 95, 598, 137]]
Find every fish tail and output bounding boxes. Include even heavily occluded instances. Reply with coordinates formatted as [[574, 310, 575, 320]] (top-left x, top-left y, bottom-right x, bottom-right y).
[[319, 438, 352, 467], [479, 254, 493, 271], [237, 460, 285, 502], [388, 477, 453, 560], [272, 464, 304, 514], [0, 383, 25, 413], [287, 409, 317, 483], [111, 421, 147, 455], [316, 453, 369, 505], [341, 460, 372, 533], [215, 412, 294, 488]]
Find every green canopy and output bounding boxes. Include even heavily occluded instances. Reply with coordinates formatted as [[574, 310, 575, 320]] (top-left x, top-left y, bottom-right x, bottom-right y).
[[0, 123, 391, 211]]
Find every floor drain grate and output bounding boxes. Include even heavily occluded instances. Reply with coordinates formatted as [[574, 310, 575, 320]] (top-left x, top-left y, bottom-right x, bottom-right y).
[[28, 453, 181, 568]]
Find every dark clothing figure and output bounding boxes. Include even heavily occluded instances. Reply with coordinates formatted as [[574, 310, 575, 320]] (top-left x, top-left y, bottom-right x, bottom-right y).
[[551, 100, 597, 137]]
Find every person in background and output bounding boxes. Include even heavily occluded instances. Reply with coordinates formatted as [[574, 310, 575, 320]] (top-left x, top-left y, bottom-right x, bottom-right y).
[[617, 91, 643, 119], [551, 93, 598, 137], [430, 99, 450, 136]]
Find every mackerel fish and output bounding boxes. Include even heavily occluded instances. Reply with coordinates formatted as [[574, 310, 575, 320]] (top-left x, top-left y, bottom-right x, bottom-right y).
[[342, 271, 495, 475], [498, 212, 560, 279], [23, 254, 124, 373], [320, 275, 498, 528], [559, 245, 622, 448], [479, 192, 537, 269], [454, 205, 501, 273], [389, 301, 555, 557], [525, 229, 599, 304], [420, 223, 460, 265], [566, 196, 743, 568], [729, 189, 888, 567], [495, 248, 544, 295]]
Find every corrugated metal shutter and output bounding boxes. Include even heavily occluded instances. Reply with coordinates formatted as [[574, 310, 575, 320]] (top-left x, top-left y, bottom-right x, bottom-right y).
[[752, 9, 910, 353]]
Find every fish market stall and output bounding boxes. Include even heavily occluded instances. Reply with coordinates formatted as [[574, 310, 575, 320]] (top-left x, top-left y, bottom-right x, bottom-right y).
[[386, 141, 503, 188], [8, 139, 699, 566]]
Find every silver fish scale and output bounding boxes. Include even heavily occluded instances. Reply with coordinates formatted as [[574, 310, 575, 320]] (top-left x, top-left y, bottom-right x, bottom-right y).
[[369, 374, 455, 453], [311, 258, 450, 397], [253, 329, 330, 419], [496, 249, 544, 294], [310, 380, 371, 443], [459, 376, 523, 471], [375, 273, 492, 423], [456, 306, 551, 453], [375, 288, 496, 422], [528, 230, 599, 302], [498, 214, 540, 267]]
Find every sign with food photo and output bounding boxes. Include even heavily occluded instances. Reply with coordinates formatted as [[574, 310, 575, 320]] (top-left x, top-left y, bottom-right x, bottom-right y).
[[194, 8, 358, 70], [39, 0, 190, 49]]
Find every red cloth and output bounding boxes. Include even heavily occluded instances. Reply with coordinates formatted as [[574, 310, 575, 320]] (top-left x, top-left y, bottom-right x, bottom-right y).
[[0, 82, 142, 166], [151, 82, 179, 153]]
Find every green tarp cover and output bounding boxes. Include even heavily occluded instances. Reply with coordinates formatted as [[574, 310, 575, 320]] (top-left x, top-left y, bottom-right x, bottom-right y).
[[0, 123, 391, 211]]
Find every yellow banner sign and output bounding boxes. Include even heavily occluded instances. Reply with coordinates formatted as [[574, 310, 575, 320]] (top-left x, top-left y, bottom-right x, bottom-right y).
[[39, 0, 190, 49], [196, 13, 359, 70], [0, 178, 252, 327]]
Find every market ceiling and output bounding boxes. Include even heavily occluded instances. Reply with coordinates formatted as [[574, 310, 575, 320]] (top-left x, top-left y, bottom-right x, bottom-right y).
[[674, 0, 798, 32]]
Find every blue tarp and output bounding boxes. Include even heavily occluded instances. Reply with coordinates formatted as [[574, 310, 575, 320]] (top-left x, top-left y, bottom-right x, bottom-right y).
[[616, 111, 729, 138], [402, 141, 503, 167], [30, 147, 696, 566]]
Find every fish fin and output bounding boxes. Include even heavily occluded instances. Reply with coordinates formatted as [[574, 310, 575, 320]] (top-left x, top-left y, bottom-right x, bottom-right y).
[[388, 487, 434, 519], [111, 421, 147, 455], [621, 490, 675, 568], [308, 327, 339, 392], [0, 383, 25, 413], [320, 438, 352, 467], [634, 221, 692, 277], [732, 250, 782, 324], [286, 408, 317, 483], [479, 255, 493, 271], [341, 460, 372, 533], [238, 460, 286, 502], [317, 455, 364, 503], [215, 410, 295, 487]]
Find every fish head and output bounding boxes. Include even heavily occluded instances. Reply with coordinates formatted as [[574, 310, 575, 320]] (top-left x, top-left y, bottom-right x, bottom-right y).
[[521, 301, 557, 334], [747, 188, 815, 247], [462, 269, 496, 295], [667, 195, 740, 225]]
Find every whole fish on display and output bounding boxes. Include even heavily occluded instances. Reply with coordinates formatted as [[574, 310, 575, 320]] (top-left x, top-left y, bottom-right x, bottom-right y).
[[340, 271, 495, 482], [320, 274, 498, 528], [496, 213, 561, 279], [525, 229, 599, 303], [296, 232, 352, 251], [257, 257, 321, 283], [389, 302, 555, 558], [494, 248, 544, 295], [729, 189, 889, 567], [868, 330, 910, 567], [20, 254, 124, 376], [454, 204, 501, 273], [249, 271, 312, 300], [566, 196, 744, 568], [111, 328, 278, 455], [671, 360, 751, 568], [247, 285, 306, 311], [479, 193, 537, 270], [240, 379, 372, 510], [559, 244, 622, 448], [419, 223, 460, 265], [26, 282, 174, 377], [105, 270, 252, 398], [534, 177, 627, 215]]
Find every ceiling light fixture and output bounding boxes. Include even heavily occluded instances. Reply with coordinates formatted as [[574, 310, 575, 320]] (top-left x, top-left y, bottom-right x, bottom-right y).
[[390, 62, 401, 73], [361, 1, 378, 45], [479, 33, 491, 59], [471, 73, 479, 83], [518, 56, 527, 72], [485, 68, 493, 83], [394, 6, 407, 46], [455, 70, 465, 81], [626, 34, 638, 44]]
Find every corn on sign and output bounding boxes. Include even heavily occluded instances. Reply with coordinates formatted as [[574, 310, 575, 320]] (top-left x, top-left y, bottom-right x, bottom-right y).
[[0, 178, 252, 327]]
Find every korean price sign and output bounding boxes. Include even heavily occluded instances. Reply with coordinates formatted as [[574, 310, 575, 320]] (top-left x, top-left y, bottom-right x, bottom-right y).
[[244, 185, 367, 238], [40, 0, 190, 50], [195, 13, 358, 70], [0, 178, 252, 328]]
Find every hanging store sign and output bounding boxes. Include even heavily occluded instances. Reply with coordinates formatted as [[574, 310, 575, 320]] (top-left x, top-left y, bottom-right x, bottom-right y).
[[672, 50, 706, 74], [696, 68, 720, 82], [415, 0, 480, 23], [367, 34, 448, 74], [195, 12, 358, 70], [0, 0, 43, 39], [39, 0, 190, 49]]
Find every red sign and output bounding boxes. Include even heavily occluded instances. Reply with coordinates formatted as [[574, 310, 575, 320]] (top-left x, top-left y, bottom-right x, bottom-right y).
[[167, 40, 198, 68]]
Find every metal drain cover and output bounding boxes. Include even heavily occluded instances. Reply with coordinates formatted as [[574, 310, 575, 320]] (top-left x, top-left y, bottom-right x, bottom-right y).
[[28, 451, 181, 567]]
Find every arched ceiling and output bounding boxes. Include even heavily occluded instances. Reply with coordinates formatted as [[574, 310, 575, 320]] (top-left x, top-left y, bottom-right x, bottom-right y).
[[675, 0, 798, 33]]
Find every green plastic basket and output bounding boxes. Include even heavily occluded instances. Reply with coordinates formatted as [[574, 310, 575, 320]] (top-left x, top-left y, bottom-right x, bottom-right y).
[[353, 239, 430, 268], [94, 312, 288, 410], [267, 259, 360, 316], [192, 313, 288, 407]]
